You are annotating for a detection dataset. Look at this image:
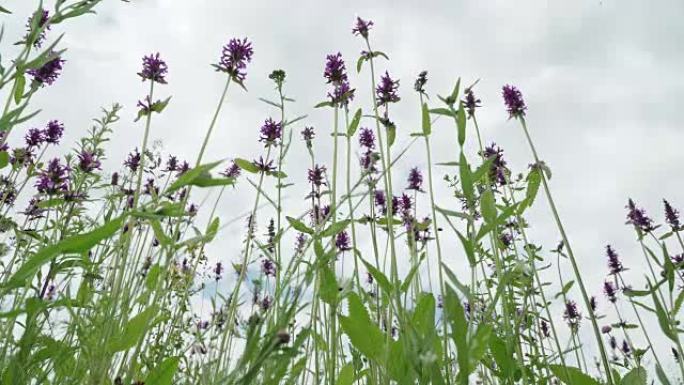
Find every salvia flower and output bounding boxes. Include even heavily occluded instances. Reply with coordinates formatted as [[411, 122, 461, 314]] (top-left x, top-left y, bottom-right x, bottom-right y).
[[481, 143, 508, 186], [590, 296, 598, 313], [25, 128, 44, 147], [35, 158, 70, 195], [540, 320, 550, 338], [220, 160, 241, 178], [261, 258, 276, 277], [301, 126, 315, 146], [672, 253, 684, 268], [28, 54, 64, 86], [664, 199, 682, 231], [602, 325, 612, 334], [463, 88, 481, 117], [603, 281, 618, 303], [138, 53, 168, 84], [406, 167, 424, 192], [414, 71, 428, 94], [352, 17, 373, 38], [502, 84, 527, 118], [563, 300, 582, 330], [606, 245, 625, 275], [626, 198, 655, 232], [307, 164, 327, 187], [359, 128, 375, 149], [324, 52, 348, 84], [253, 156, 275, 173], [294, 233, 307, 254], [375, 190, 387, 215], [43, 120, 64, 144], [216, 38, 254, 82], [335, 230, 352, 252], [124, 149, 141, 172], [376, 71, 400, 106], [360, 150, 378, 174], [329, 80, 355, 106], [259, 118, 283, 147], [164, 156, 179, 172], [77, 150, 101, 173]]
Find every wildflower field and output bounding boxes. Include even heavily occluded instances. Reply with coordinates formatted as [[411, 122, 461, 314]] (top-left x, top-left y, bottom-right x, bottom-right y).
[[0, 2, 682, 385]]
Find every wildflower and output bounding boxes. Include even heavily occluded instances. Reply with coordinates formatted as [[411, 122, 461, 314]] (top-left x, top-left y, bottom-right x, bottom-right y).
[[165, 156, 179, 172], [376, 71, 400, 106], [213, 262, 224, 281], [307, 164, 327, 187], [502, 84, 526, 118], [43, 120, 64, 144], [23, 197, 44, 219], [25, 128, 44, 147], [563, 300, 581, 329], [259, 118, 282, 147], [358, 128, 375, 149], [406, 167, 424, 192], [621, 340, 631, 356], [329, 80, 355, 106], [672, 254, 684, 268], [352, 17, 373, 38], [35, 158, 70, 195], [124, 149, 141, 172], [336, 230, 352, 252], [626, 198, 655, 232], [463, 88, 481, 117], [540, 320, 550, 338], [603, 281, 618, 303], [25, 9, 50, 47], [269, 69, 286, 88], [215, 38, 254, 82], [138, 53, 168, 84], [253, 157, 275, 173], [187, 203, 198, 216], [360, 150, 378, 174], [276, 329, 291, 344], [27, 54, 64, 86], [0, 177, 17, 205], [301, 126, 315, 146], [266, 219, 276, 253], [664, 199, 682, 231], [260, 295, 273, 311], [609, 336, 617, 350], [414, 71, 428, 94], [294, 233, 307, 254], [601, 325, 612, 334], [261, 258, 276, 277], [499, 232, 513, 248], [77, 150, 101, 173], [375, 190, 387, 214], [606, 245, 624, 275], [481, 143, 508, 186], [177, 161, 190, 175], [220, 160, 241, 178], [324, 52, 348, 84]]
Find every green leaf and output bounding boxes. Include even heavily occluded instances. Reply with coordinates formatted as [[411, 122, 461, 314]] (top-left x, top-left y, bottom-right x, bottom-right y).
[[620, 367, 647, 385], [0, 6, 11, 14], [651, 285, 677, 342], [109, 305, 160, 352], [339, 292, 386, 362], [387, 124, 396, 147], [656, 364, 672, 385], [165, 160, 222, 194], [456, 230, 476, 266], [356, 56, 365, 73], [348, 108, 362, 137], [362, 259, 392, 294], [490, 336, 516, 379], [5, 215, 125, 289], [314, 101, 334, 108], [548, 365, 601, 385], [459, 153, 474, 205], [443, 286, 469, 385], [456, 104, 466, 147], [320, 220, 350, 238], [14, 74, 25, 105], [429, 108, 455, 117], [286, 216, 314, 235], [0, 151, 9, 169], [480, 190, 496, 224], [450, 78, 461, 103], [422, 102, 431, 136], [234, 158, 260, 174], [468, 324, 492, 372], [525, 168, 541, 207], [319, 265, 339, 305], [336, 363, 355, 385], [146, 356, 180, 385]]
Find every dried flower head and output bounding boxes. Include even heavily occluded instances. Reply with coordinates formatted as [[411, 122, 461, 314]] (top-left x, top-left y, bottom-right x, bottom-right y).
[[414, 71, 428, 94], [25, 9, 50, 48], [603, 281, 618, 303]]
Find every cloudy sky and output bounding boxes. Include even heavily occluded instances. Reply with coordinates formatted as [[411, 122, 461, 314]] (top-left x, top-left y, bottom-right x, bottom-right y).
[[4, 0, 684, 370]]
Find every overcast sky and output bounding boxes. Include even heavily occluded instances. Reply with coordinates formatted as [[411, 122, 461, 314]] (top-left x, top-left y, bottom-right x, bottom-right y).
[[4, 0, 684, 371]]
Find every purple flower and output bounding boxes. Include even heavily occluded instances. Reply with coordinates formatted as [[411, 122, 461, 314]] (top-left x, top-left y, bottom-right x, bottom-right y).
[[164, 155, 179, 172], [260, 295, 272, 311], [360, 150, 377, 174], [626, 198, 655, 232], [124, 149, 141, 172], [294, 233, 307, 254], [358, 128, 375, 149], [216, 38, 254, 82], [43, 120, 64, 144], [609, 336, 617, 350], [376, 71, 400, 106], [301, 126, 315, 144], [23, 197, 45, 219], [606, 245, 625, 275], [220, 160, 241, 178], [307, 164, 327, 187], [25, 128, 44, 147], [261, 258, 276, 277], [25, 9, 50, 48], [463, 88, 481, 117], [601, 325, 612, 334], [481, 143, 508, 186], [603, 281, 618, 303], [502, 85, 527, 118], [414, 71, 428, 94], [406, 167, 424, 192], [336, 230, 352, 252], [352, 17, 373, 38], [259, 118, 282, 147], [35, 158, 70, 195], [563, 300, 582, 329], [138, 53, 168, 84], [329, 80, 355, 106], [77, 150, 101, 173], [375, 190, 387, 214], [111, 172, 119, 186], [213, 262, 224, 281], [253, 156, 275, 173], [28, 54, 64, 86], [324, 52, 348, 84], [664, 199, 681, 231], [621, 340, 631, 356], [540, 320, 550, 338], [672, 253, 684, 268]]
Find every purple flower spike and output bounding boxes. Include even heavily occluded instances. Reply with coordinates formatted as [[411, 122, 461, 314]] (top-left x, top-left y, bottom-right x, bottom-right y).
[[406, 167, 424, 192], [324, 52, 348, 85], [603, 281, 618, 303], [352, 17, 374, 38], [336, 230, 352, 252], [78, 150, 101, 173], [138, 53, 168, 84], [463, 88, 481, 117], [26, 9, 50, 48], [664, 199, 682, 231], [25, 128, 45, 147], [220, 160, 241, 178], [253, 156, 275, 173], [124, 149, 141, 172], [502, 85, 527, 118], [259, 118, 283, 147], [374, 190, 387, 214], [563, 300, 582, 329], [216, 37, 254, 83], [28, 54, 64, 86], [376, 71, 400, 106], [43, 120, 64, 144], [301, 126, 315, 143], [307, 164, 327, 188], [606, 245, 625, 275], [481, 143, 508, 186], [261, 258, 276, 277], [35, 158, 70, 195], [358, 128, 375, 149], [626, 198, 655, 232]]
